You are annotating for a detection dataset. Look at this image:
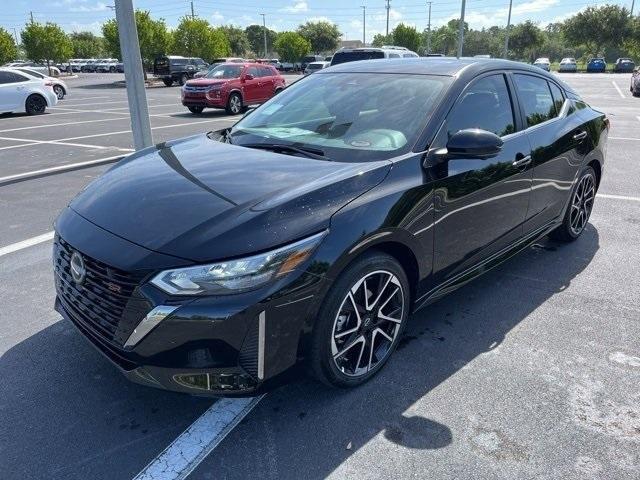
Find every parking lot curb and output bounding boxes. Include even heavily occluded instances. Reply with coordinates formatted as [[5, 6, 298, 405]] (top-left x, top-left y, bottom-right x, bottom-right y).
[[0, 154, 124, 187]]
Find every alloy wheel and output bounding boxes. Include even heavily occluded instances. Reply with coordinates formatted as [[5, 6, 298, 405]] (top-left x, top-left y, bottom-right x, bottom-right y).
[[331, 270, 405, 377], [229, 95, 242, 114], [27, 96, 46, 114], [569, 172, 595, 236], [54, 85, 64, 100]]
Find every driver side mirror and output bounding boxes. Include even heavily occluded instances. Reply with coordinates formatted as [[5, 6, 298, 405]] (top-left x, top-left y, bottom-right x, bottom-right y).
[[439, 128, 503, 160], [244, 73, 254, 81]]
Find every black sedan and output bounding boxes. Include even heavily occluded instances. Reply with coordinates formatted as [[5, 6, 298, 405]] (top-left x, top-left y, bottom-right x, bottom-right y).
[[53, 58, 608, 396], [614, 57, 635, 73]]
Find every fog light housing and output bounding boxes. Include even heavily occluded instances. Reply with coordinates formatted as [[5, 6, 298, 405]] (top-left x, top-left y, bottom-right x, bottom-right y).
[[173, 373, 257, 391]]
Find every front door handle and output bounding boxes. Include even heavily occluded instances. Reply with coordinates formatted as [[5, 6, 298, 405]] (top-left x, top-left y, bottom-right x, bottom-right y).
[[573, 131, 588, 141], [512, 154, 532, 168]]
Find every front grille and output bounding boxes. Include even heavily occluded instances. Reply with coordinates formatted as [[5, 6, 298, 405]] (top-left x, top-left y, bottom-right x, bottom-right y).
[[53, 235, 149, 346], [184, 85, 210, 92]]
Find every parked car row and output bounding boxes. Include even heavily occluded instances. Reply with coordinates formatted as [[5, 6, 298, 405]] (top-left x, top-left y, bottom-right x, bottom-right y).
[[535, 57, 636, 73], [57, 58, 121, 73]]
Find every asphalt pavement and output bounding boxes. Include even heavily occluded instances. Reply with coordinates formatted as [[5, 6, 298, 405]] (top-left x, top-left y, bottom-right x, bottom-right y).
[[0, 72, 638, 480]]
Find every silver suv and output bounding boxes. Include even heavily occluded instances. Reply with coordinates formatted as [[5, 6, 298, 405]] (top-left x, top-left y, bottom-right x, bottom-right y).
[[330, 46, 419, 66]]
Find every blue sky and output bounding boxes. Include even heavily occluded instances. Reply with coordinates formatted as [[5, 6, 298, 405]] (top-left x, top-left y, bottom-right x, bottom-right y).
[[2, 0, 634, 43]]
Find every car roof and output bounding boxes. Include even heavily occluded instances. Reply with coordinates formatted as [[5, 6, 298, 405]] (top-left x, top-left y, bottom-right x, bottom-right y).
[[324, 57, 552, 77]]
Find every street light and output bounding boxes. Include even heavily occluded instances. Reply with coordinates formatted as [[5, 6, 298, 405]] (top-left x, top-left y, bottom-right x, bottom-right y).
[[260, 13, 267, 58], [457, 0, 466, 58]]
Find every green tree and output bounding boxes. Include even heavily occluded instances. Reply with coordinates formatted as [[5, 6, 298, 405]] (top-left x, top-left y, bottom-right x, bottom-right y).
[[432, 25, 457, 55], [563, 5, 632, 58], [21, 22, 72, 74], [172, 18, 230, 61], [69, 31, 104, 58], [509, 21, 544, 62], [245, 24, 277, 56], [371, 33, 392, 47], [297, 20, 341, 54], [0, 27, 18, 64], [102, 10, 171, 70], [219, 25, 249, 57], [274, 31, 310, 63], [624, 16, 640, 61], [390, 23, 421, 52]]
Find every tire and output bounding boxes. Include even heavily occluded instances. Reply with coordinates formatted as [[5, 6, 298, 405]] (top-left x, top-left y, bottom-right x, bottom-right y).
[[53, 85, 65, 100], [309, 252, 410, 388], [225, 92, 243, 115], [25, 94, 47, 115], [163, 78, 174, 87], [274, 88, 283, 96], [179, 74, 188, 86], [188, 106, 204, 114], [109, 66, 116, 73], [550, 165, 597, 242]]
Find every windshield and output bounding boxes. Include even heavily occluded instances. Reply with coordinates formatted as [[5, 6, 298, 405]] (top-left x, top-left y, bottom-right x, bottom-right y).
[[206, 64, 243, 79], [18, 68, 44, 78], [230, 72, 450, 162]]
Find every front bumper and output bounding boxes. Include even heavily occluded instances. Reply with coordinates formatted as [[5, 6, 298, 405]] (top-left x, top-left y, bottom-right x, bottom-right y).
[[53, 210, 328, 396], [181, 92, 226, 108]]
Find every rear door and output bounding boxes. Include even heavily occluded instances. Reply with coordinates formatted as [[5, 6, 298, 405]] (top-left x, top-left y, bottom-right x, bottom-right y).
[[512, 73, 590, 232], [0, 71, 29, 111], [258, 66, 274, 99], [242, 66, 261, 103], [430, 72, 533, 284]]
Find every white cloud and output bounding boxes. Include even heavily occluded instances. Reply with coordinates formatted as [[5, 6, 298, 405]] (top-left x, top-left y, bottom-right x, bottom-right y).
[[211, 11, 224, 23], [281, 1, 308, 13], [68, 2, 108, 12]]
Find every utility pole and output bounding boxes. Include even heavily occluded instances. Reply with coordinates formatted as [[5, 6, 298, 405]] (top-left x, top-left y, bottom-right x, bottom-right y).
[[115, 0, 153, 150], [361, 6, 366, 45], [386, 0, 391, 36], [426, 1, 432, 54], [190, 1, 195, 19], [631, 0, 635, 16], [29, 11, 34, 23], [261, 13, 267, 58], [12, 28, 19, 45], [504, 0, 513, 58], [457, 0, 466, 58]]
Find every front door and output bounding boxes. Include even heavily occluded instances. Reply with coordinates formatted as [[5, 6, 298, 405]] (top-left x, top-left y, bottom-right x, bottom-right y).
[[242, 66, 262, 104], [429, 73, 533, 284]]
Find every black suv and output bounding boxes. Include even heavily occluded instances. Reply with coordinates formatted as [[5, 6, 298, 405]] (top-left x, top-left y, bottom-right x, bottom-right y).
[[153, 56, 208, 86]]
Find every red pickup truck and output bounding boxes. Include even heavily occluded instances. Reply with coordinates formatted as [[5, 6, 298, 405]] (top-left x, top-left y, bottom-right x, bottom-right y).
[[181, 62, 286, 115]]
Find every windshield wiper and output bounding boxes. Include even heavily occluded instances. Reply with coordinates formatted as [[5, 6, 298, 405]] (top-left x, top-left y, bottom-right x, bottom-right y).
[[241, 143, 329, 161]]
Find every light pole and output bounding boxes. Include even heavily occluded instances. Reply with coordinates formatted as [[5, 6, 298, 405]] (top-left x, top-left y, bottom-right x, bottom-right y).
[[426, 1, 432, 54], [386, 0, 391, 36], [457, 0, 466, 58], [504, 0, 513, 58], [260, 13, 267, 58], [361, 6, 366, 45], [631, 0, 635, 16]]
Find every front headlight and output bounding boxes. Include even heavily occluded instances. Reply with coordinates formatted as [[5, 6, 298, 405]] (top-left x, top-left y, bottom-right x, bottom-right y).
[[150, 231, 326, 296]]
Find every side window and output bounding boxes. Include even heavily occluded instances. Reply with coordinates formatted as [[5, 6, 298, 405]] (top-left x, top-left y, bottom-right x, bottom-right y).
[[548, 82, 565, 116], [388, 53, 400, 58], [514, 74, 557, 127], [258, 66, 272, 77], [446, 74, 515, 138], [0, 72, 11, 84], [247, 66, 259, 78]]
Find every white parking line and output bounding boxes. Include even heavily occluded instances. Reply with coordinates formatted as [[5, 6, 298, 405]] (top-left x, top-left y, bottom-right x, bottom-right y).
[[0, 117, 128, 134], [0, 231, 54, 257], [612, 81, 626, 99], [48, 106, 130, 116], [0, 142, 41, 151], [597, 193, 640, 203], [60, 100, 129, 107], [0, 135, 133, 152], [133, 396, 264, 480], [102, 103, 179, 112], [609, 136, 640, 141]]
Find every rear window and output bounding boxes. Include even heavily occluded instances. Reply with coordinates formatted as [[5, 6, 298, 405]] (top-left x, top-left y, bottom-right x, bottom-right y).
[[331, 51, 385, 65], [170, 59, 189, 66]]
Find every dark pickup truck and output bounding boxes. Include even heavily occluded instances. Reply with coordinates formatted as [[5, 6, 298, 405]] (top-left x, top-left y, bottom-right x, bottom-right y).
[[153, 56, 208, 86]]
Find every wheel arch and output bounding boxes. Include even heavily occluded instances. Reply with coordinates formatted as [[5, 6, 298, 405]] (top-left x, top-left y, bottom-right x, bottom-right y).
[[25, 92, 48, 109], [587, 159, 602, 191]]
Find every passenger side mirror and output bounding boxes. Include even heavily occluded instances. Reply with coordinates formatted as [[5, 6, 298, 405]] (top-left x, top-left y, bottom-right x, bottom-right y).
[[443, 128, 503, 159]]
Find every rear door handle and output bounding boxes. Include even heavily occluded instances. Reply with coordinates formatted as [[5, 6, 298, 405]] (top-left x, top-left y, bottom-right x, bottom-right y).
[[573, 131, 588, 141], [512, 154, 532, 168]]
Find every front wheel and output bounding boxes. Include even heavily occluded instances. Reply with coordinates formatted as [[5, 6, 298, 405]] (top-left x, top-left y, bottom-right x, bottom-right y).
[[53, 85, 65, 100], [163, 78, 173, 87], [225, 93, 243, 115], [25, 94, 47, 115], [551, 166, 597, 242], [309, 252, 410, 388], [179, 74, 188, 86], [188, 106, 204, 114]]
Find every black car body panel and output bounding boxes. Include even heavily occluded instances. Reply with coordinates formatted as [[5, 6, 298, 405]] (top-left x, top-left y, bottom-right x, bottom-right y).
[[54, 58, 607, 395]]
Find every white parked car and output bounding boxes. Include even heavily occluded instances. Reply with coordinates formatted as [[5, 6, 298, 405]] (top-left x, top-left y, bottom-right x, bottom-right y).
[[304, 61, 329, 75], [0, 68, 58, 115], [95, 58, 120, 72], [11, 67, 68, 100], [559, 57, 577, 72], [533, 57, 551, 71]]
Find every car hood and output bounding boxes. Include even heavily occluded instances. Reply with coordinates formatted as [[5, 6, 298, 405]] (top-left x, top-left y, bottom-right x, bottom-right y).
[[185, 78, 233, 87], [69, 134, 391, 263]]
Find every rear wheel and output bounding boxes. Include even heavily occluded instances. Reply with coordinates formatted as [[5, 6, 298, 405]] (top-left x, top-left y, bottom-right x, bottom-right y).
[[179, 74, 188, 86], [25, 94, 47, 115], [225, 93, 243, 115], [163, 78, 173, 87], [53, 85, 65, 100], [188, 106, 204, 114], [309, 252, 410, 388], [109, 66, 116, 73], [551, 165, 596, 242]]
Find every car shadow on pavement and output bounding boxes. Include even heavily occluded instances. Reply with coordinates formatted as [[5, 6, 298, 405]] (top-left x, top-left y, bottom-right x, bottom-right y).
[[190, 226, 600, 479], [0, 227, 599, 480]]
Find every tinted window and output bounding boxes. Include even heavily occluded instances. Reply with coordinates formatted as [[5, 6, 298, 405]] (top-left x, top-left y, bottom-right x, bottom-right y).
[[514, 74, 556, 127], [446, 74, 515, 138], [0, 71, 28, 83], [17, 68, 45, 78], [247, 66, 260, 77], [403, 53, 417, 58], [331, 51, 385, 65], [170, 59, 188, 66], [388, 53, 400, 58], [258, 66, 272, 77], [548, 82, 564, 116]]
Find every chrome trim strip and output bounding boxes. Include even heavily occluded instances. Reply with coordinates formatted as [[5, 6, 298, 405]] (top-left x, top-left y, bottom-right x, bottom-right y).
[[257, 311, 265, 380], [124, 305, 179, 349]]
